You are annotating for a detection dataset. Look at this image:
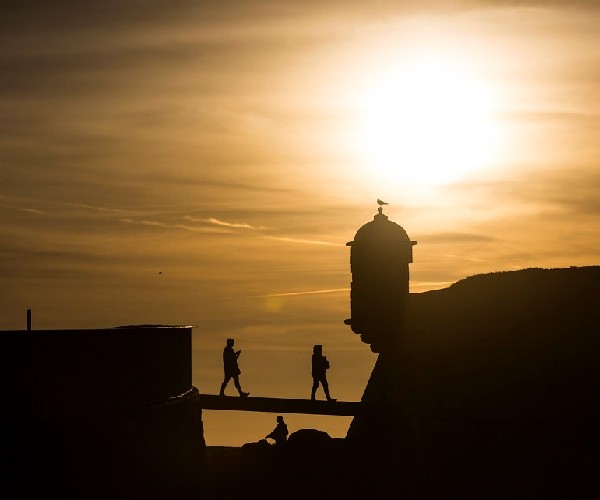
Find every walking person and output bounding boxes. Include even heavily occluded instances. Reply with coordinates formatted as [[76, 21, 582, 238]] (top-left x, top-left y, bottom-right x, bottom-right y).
[[311, 344, 335, 402], [219, 338, 250, 397]]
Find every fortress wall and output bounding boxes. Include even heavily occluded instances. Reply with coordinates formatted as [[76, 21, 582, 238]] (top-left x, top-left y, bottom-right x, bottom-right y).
[[2, 326, 206, 499], [4, 326, 192, 418]]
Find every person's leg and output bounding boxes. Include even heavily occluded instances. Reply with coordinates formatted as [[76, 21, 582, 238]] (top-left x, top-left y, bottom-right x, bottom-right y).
[[233, 375, 249, 397], [311, 378, 319, 400], [219, 375, 231, 396], [233, 374, 242, 393], [322, 377, 335, 401]]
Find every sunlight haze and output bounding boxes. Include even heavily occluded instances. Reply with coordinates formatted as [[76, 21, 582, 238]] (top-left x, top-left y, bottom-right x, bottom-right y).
[[1, 1, 599, 446]]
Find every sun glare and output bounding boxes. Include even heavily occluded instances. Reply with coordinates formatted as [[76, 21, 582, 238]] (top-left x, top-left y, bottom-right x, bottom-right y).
[[358, 57, 499, 186]]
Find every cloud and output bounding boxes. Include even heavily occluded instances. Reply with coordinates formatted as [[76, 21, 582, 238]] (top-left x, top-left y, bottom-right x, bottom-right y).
[[499, 110, 600, 125], [0, 195, 145, 221], [530, 171, 600, 216], [264, 236, 343, 246], [0, 203, 46, 215], [418, 232, 497, 244], [119, 218, 231, 234], [65, 202, 138, 214], [118, 215, 344, 246], [18, 207, 45, 215], [442, 255, 490, 262], [444, 165, 600, 217], [184, 215, 266, 230], [260, 288, 350, 298]]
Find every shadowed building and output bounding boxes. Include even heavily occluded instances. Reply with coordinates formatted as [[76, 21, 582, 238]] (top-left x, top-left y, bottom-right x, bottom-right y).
[[345, 204, 417, 353], [344, 204, 418, 451], [2, 324, 205, 499]]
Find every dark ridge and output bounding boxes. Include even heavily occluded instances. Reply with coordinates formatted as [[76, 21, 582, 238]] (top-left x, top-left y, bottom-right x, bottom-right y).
[[445, 265, 598, 292], [4, 267, 598, 499], [203, 266, 600, 499], [342, 265, 600, 498]]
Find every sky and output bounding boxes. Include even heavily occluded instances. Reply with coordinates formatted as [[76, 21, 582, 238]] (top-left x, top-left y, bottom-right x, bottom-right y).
[[1, 1, 599, 445]]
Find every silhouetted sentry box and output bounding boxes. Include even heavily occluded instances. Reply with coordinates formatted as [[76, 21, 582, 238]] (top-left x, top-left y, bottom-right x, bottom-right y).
[[346, 208, 417, 352], [7, 325, 193, 419]]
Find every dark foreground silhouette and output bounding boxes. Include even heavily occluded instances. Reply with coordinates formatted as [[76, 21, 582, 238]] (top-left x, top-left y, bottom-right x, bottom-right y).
[[202, 266, 599, 499], [3, 267, 599, 499]]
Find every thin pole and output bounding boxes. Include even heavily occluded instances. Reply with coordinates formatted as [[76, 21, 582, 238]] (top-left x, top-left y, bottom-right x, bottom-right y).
[[27, 309, 31, 331]]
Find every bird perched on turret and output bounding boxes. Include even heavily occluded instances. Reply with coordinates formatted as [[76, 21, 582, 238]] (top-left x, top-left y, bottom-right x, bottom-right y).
[[377, 199, 388, 206]]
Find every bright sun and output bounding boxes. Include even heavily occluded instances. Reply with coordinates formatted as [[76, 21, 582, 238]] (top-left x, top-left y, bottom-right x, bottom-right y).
[[358, 57, 499, 186]]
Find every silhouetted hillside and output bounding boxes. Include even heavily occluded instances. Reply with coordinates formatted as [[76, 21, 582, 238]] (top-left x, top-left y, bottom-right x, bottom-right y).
[[403, 265, 599, 422], [10, 269, 596, 499], [201, 266, 600, 500], [343, 266, 600, 498]]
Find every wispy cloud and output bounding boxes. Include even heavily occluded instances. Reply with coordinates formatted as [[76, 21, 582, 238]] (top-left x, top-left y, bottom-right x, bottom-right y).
[[418, 232, 497, 244], [116, 214, 343, 246], [184, 215, 266, 230], [264, 236, 342, 246], [0, 195, 142, 217], [20, 207, 45, 215], [185, 215, 341, 246], [119, 218, 230, 233], [64, 202, 138, 214], [261, 288, 350, 298], [443, 254, 489, 262], [444, 166, 600, 218], [0, 204, 46, 215]]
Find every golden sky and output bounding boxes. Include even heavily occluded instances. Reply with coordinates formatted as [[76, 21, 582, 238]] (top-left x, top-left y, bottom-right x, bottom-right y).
[[1, 1, 599, 445]]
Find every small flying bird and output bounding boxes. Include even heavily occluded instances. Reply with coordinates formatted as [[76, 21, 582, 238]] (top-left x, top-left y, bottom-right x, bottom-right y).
[[377, 199, 388, 206]]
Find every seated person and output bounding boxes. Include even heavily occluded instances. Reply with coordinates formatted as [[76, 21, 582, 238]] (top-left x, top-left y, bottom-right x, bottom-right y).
[[265, 416, 288, 446]]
